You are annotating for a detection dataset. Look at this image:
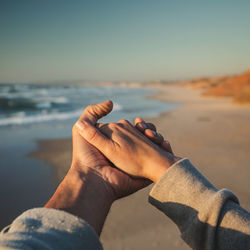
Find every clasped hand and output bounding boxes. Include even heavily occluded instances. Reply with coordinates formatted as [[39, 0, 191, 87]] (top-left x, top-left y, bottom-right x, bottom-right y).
[[74, 100, 180, 194]]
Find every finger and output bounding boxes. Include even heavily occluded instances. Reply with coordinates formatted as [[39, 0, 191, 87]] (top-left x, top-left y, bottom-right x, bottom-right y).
[[144, 129, 164, 145], [161, 140, 173, 154], [134, 117, 146, 132], [135, 122, 147, 132], [156, 133, 164, 144], [143, 128, 155, 139], [145, 123, 156, 131], [99, 123, 117, 138], [134, 117, 145, 126], [96, 123, 107, 129], [79, 100, 113, 125], [117, 119, 132, 127], [135, 121, 156, 133], [75, 120, 112, 153]]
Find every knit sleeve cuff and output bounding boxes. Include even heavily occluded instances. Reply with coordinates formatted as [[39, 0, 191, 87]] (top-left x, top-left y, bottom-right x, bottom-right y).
[[1, 208, 102, 250]]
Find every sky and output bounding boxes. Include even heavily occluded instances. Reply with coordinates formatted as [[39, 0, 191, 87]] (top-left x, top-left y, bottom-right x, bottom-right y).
[[0, 0, 250, 83]]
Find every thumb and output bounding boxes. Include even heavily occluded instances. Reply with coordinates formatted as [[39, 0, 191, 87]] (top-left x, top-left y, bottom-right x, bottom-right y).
[[80, 100, 113, 125], [75, 120, 111, 153]]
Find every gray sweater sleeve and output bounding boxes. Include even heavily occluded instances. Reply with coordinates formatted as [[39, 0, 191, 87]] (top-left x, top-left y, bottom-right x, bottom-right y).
[[149, 158, 250, 250], [0, 208, 103, 250]]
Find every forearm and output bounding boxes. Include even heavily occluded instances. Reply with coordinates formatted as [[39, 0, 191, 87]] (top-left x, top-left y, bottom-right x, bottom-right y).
[[45, 166, 114, 235], [149, 158, 250, 250]]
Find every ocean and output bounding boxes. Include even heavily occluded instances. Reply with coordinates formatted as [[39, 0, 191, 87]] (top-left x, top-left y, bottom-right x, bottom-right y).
[[0, 83, 178, 229], [0, 84, 176, 127]]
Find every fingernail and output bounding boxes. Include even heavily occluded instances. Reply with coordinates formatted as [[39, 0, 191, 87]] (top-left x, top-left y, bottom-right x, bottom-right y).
[[76, 121, 86, 130]]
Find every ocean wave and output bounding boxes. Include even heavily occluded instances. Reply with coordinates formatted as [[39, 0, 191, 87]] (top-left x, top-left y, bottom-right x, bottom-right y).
[[0, 96, 37, 110], [0, 109, 83, 126], [0, 84, 129, 126], [35, 97, 69, 109], [0, 102, 124, 126], [0, 96, 69, 112]]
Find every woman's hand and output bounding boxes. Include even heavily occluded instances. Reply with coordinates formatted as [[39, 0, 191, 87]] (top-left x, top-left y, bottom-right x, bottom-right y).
[[76, 101, 181, 182]]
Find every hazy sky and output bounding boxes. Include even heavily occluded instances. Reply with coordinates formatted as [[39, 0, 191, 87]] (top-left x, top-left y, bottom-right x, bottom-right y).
[[0, 0, 250, 82]]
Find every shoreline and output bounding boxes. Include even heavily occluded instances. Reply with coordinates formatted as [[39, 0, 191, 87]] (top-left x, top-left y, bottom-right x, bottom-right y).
[[30, 84, 250, 250]]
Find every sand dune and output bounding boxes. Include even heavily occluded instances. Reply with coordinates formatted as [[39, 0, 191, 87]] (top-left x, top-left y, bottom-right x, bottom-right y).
[[184, 69, 250, 104]]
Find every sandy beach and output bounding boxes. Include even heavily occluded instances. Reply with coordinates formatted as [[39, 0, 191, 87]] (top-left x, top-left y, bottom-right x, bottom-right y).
[[31, 84, 250, 250]]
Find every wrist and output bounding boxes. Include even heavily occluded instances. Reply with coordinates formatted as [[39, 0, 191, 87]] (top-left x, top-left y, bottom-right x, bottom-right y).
[[45, 163, 114, 235], [146, 152, 181, 183], [70, 162, 116, 205]]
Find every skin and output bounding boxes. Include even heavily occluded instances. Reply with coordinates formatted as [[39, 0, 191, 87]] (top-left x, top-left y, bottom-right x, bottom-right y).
[[134, 117, 173, 153], [76, 100, 181, 183], [45, 100, 173, 235]]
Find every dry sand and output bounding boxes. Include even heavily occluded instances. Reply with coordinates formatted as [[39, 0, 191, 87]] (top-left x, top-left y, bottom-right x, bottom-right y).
[[31, 84, 250, 250]]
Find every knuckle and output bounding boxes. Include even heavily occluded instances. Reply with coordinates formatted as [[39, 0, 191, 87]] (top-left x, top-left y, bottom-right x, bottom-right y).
[[84, 105, 93, 116], [88, 104, 97, 114], [85, 104, 100, 119], [88, 128, 98, 141], [119, 119, 129, 124], [86, 104, 93, 111], [109, 122, 117, 129]]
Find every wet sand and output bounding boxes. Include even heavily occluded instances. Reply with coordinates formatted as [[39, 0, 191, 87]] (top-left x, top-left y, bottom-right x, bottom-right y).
[[31, 84, 250, 250]]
